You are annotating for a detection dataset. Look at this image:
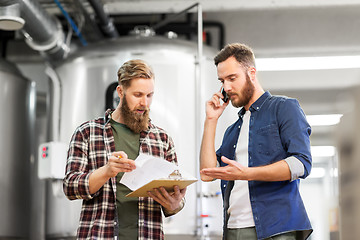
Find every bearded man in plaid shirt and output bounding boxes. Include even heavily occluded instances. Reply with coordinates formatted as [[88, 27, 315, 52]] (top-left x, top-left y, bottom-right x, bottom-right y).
[[63, 59, 186, 240]]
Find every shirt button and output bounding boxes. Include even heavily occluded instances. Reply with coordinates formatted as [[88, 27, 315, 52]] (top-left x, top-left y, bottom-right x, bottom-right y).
[[223, 184, 226, 188], [256, 107, 259, 110], [238, 126, 240, 129], [233, 145, 236, 148]]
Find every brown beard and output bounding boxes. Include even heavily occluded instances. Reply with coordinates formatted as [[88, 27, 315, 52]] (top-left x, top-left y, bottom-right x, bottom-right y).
[[231, 73, 255, 108], [119, 95, 150, 133]]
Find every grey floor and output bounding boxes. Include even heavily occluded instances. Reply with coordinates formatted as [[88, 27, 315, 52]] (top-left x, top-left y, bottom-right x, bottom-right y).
[[165, 234, 222, 240]]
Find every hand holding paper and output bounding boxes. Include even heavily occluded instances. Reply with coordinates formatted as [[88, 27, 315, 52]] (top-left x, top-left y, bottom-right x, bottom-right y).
[[120, 154, 197, 197]]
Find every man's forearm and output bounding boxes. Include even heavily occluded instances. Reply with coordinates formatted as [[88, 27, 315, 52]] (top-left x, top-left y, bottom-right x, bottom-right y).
[[247, 160, 291, 181], [89, 166, 111, 194], [200, 118, 218, 181]]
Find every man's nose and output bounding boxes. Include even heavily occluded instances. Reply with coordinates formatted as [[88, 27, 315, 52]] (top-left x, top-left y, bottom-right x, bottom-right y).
[[140, 96, 148, 106], [223, 81, 231, 92]]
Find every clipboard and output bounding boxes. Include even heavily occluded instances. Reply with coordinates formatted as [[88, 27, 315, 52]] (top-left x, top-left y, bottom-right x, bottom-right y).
[[126, 178, 197, 197]]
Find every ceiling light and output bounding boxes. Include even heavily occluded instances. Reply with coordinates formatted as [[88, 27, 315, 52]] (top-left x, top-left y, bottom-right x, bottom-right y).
[[308, 167, 326, 178], [311, 146, 336, 157], [256, 56, 360, 71], [307, 114, 343, 126], [330, 168, 338, 178]]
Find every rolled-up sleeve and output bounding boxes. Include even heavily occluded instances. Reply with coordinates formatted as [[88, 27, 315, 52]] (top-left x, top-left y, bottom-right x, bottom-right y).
[[285, 156, 305, 181], [278, 98, 312, 178]]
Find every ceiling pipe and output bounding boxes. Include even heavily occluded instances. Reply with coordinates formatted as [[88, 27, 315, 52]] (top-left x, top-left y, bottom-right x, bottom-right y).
[[87, 0, 119, 38], [73, 0, 104, 42], [0, 0, 69, 62]]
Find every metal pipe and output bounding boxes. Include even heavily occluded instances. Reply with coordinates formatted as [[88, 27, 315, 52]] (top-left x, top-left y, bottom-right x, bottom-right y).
[[151, 3, 199, 31], [87, 0, 119, 38], [73, 0, 104, 41], [54, 0, 87, 47], [45, 64, 61, 141], [0, 0, 69, 61], [21, 0, 69, 60], [194, 3, 204, 239]]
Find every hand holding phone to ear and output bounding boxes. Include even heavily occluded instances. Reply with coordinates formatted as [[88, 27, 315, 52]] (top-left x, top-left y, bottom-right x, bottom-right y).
[[205, 87, 229, 120], [221, 87, 229, 103]]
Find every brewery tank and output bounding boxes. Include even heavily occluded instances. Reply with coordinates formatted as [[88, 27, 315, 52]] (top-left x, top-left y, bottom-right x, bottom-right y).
[[0, 60, 35, 239], [49, 34, 230, 237]]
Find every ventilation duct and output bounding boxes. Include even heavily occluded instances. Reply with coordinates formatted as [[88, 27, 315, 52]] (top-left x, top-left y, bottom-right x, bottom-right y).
[[0, 0, 69, 61]]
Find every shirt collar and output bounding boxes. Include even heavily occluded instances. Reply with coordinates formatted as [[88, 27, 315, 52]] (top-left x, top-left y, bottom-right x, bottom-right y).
[[237, 91, 271, 118], [105, 109, 114, 124]]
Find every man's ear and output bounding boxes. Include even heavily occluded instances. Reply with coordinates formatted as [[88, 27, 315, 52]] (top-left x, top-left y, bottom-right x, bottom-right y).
[[116, 85, 124, 98], [248, 67, 256, 82]]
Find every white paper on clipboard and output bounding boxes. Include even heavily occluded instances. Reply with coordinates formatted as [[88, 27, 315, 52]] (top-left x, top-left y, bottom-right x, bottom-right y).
[[120, 153, 197, 197]]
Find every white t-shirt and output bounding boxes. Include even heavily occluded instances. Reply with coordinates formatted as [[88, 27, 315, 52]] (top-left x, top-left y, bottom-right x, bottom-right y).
[[227, 110, 255, 229]]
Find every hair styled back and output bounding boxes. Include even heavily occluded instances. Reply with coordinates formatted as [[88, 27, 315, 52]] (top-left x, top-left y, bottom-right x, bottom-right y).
[[117, 59, 154, 88], [214, 43, 256, 69]]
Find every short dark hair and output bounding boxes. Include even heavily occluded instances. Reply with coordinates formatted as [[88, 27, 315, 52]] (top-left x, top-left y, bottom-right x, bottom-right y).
[[117, 59, 154, 89], [214, 43, 256, 68]]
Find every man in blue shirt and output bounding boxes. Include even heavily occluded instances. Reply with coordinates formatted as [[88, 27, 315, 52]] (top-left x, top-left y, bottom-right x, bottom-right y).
[[200, 43, 313, 240]]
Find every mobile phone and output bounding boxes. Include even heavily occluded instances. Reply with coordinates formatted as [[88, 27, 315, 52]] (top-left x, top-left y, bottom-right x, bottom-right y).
[[221, 87, 229, 103]]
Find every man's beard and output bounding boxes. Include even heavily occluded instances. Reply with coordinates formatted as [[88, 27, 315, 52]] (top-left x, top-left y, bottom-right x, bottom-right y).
[[120, 95, 150, 133], [230, 74, 255, 108]]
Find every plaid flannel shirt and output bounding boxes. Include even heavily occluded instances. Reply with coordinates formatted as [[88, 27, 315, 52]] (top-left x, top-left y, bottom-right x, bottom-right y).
[[63, 109, 178, 239]]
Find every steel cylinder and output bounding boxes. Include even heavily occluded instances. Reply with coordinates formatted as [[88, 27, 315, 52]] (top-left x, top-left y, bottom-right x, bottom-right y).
[[0, 59, 34, 239]]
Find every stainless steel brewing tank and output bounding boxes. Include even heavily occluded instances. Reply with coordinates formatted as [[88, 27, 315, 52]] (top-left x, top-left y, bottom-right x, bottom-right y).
[[57, 36, 219, 145], [0, 60, 33, 239], [53, 35, 229, 236]]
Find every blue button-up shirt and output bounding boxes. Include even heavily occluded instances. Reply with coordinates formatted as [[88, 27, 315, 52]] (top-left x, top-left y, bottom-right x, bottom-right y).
[[216, 91, 313, 240]]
